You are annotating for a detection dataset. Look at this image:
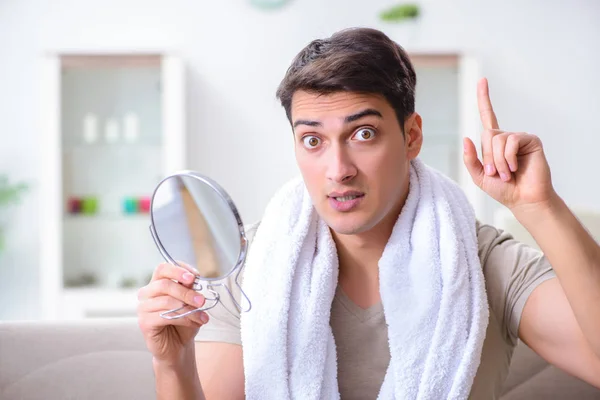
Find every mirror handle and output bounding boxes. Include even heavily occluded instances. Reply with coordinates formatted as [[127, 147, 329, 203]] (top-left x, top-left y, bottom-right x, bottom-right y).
[[159, 295, 220, 320]]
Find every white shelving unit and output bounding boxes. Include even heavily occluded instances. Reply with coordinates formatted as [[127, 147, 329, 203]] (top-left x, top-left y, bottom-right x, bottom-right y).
[[409, 53, 485, 219], [39, 53, 186, 320]]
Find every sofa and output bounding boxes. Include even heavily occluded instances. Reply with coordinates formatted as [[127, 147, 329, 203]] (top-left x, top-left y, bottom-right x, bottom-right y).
[[1, 318, 599, 399]]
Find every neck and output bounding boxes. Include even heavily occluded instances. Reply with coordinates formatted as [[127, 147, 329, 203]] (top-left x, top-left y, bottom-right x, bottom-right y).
[[332, 188, 408, 284], [331, 198, 404, 309], [332, 224, 391, 282]]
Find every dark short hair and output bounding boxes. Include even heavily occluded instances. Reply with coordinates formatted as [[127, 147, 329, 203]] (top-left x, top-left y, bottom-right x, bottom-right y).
[[276, 27, 417, 133]]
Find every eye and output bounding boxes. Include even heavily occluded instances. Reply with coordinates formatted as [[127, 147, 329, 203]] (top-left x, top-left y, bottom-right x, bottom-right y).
[[353, 128, 376, 141], [302, 135, 321, 149]]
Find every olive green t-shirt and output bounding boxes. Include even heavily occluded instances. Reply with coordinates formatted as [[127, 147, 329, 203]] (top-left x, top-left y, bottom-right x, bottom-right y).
[[195, 221, 556, 399]]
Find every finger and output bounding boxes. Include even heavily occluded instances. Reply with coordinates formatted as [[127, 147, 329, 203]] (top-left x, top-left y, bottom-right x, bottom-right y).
[[138, 278, 206, 309], [139, 307, 209, 330], [462, 137, 484, 187], [138, 294, 185, 313], [138, 296, 210, 324], [477, 78, 499, 130], [504, 133, 523, 172], [156, 305, 209, 327], [492, 133, 512, 181], [481, 129, 502, 176], [152, 263, 197, 287], [173, 260, 201, 276], [138, 265, 194, 300]]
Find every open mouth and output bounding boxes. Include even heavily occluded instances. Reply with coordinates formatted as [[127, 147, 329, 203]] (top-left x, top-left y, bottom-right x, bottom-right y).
[[328, 192, 365, 212], [333, 194, 364, 202]]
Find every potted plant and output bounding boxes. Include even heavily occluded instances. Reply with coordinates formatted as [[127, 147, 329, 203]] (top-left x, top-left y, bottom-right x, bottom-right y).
[[379, 3, 420, 22], [379, 3, 421, 44], [0, 174, 28, 252]]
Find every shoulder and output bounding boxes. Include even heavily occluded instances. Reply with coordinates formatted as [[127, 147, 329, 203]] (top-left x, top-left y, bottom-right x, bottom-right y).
[[475, 219, 555, 345], [475, 219, 550, 277], [475, 220, 515, 263]]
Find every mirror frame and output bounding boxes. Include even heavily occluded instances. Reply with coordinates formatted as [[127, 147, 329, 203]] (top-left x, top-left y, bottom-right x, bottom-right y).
[[149, 170, 249, 287]]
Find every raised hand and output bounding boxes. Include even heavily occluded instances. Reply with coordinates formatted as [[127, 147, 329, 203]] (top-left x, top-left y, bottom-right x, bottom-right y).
[[462, 78, 556, 212]]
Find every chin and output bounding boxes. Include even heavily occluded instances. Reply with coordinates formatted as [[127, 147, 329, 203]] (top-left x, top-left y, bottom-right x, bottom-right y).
[[321, 212, 376, 236]]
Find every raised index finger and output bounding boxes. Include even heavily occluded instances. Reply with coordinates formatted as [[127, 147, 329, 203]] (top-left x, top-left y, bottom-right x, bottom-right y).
[[477, 77, 499, 130]]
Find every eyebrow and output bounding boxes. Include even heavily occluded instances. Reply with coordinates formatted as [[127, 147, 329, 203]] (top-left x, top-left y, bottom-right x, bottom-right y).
[[292, 108, 383, 128]]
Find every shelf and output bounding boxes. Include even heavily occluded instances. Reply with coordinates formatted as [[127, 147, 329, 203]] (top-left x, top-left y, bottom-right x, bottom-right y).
[[63, 287, 140, 296], [61, 287, 140, 319], [63, 213, 150, 221], [40, 53, 186, 320], [62, 143, 161, 152]]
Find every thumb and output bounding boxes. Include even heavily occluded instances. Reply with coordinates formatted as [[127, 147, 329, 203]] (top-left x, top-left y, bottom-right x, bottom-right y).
[[462, 137, 484, 187]]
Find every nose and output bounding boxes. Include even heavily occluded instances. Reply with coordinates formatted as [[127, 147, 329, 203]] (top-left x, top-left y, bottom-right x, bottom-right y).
[[325, 144, 357, 184]]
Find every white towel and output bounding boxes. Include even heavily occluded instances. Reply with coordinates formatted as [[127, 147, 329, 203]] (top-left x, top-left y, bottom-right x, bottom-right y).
[[240, 158, 489, 399]]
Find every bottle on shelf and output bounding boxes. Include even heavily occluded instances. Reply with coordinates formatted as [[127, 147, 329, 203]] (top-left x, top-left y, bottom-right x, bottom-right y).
[[105, 117, 120, 144], [123, 112, 140, 144], [83, 113, 98, 144]]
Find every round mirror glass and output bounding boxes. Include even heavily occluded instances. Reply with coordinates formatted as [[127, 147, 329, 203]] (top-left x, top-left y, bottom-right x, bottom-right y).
[[150, 174, 243, 280]]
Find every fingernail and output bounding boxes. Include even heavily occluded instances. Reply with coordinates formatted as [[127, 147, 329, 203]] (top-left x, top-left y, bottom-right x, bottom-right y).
[[509, 163, 516, 172], [500, 172, 510, 181], [183, 272, 194, 282], [193, 295, 204, 306], [485, 164, 495, 175], [200, 313, 209, 324]]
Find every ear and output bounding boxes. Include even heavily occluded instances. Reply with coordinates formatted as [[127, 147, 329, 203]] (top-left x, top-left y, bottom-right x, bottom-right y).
[[404, 113, 423, 160]]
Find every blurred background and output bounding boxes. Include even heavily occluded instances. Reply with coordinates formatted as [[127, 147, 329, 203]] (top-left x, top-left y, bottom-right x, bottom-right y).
[[0, 0, 598, 321]]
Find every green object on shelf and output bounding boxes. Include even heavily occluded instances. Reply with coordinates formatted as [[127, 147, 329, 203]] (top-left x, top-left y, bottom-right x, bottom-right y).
[[64, 272, 99, 287], [120, 276, 138, 288], [380, 3, 420, 22], [81, 197, 99, 215]]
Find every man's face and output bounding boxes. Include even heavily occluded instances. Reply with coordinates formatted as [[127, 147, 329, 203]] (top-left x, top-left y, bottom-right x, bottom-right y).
[[291, 90, 422, 236]]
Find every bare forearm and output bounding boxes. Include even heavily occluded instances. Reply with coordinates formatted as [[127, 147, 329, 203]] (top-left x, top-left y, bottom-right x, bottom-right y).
[[153, 350, 205, 400], [514, 194, 600, 357]]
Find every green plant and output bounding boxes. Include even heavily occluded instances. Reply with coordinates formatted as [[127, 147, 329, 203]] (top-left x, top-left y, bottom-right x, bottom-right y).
[[0, 175, 27, 206], [380, 3, 420, 22], [0, 174, 29, 251]]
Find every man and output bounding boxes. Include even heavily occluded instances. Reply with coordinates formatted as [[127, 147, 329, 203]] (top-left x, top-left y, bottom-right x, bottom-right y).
[[137, 27, 600, 399]]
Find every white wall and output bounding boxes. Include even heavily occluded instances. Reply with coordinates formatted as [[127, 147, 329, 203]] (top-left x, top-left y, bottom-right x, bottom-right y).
[[1, 0, 599, 319]]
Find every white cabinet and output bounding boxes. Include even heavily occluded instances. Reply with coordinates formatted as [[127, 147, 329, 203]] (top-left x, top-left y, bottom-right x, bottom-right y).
[[410, 53, 485, 220], [39, 54, 186, 320]]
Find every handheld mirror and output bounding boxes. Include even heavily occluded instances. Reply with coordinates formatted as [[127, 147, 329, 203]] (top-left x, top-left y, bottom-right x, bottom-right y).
[[149, 171, 251, 320]]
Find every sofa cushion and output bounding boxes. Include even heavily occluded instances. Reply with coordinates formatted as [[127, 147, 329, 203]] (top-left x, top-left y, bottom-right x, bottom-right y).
[[0, 318, 156, 400], [1, 318, 599, 399], [502, 341, 552, 393], [1, 351, 155, 400], [502, 341, 600, 399], [501, 364, 600, 400]]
